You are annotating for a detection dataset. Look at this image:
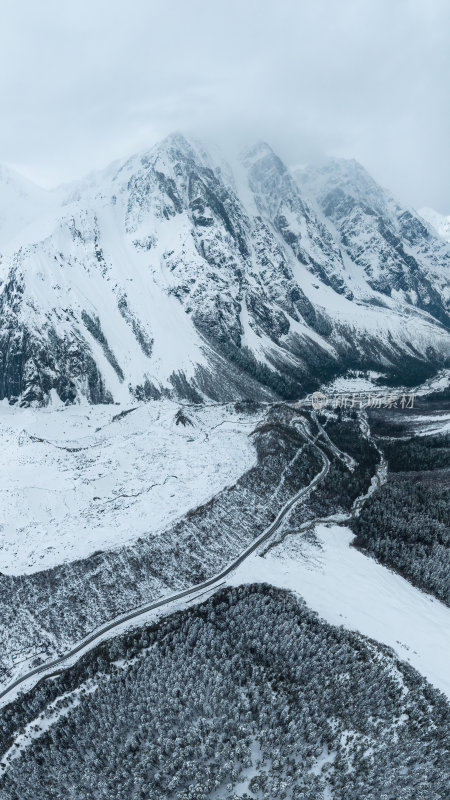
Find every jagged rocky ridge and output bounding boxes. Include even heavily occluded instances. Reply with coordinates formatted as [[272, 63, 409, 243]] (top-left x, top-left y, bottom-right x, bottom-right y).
[[298, 159, 450, 326], [1, 135, 450, 405]]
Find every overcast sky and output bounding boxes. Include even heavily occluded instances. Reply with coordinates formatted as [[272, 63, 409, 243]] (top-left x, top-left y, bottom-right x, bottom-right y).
[[1, 0, 449, 212]]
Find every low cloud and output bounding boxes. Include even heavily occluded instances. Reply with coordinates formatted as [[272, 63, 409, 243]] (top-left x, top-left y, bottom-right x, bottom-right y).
[[1, 0, 449, 211]]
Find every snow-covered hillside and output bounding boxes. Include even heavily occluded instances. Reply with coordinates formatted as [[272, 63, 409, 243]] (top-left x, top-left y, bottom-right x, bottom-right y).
[[419, 206, 450, 243], [0, 399, 258, 573], [229, 523, 450, 698], [297, 159, 450, 327], [1, 135, 450, 407], [0, 165, 56, 249]]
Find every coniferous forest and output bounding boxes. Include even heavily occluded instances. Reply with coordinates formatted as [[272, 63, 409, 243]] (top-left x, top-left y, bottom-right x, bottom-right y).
[[1, 4, 450, 799], [353, 426, 450, 605], [1, 585, 449, 800]]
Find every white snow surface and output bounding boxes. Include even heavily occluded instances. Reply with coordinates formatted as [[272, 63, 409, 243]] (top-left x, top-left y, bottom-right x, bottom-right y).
[[414, 367, 450, 395], [406, 412, 450, 436], [420, 207, 450, 243], [0, 683, 98, 769], [0, 164, 58, 249], [0, 400, 258, 574], [2, 136, 450, 407], [321, 372, 387, 395], [228, 523, 450, 699], [322, 367, 450, 401]]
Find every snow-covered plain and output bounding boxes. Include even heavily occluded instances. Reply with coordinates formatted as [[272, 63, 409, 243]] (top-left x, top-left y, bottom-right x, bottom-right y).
[[228, 523, 450, 699], [0, 400, 258, 575], [404, 412, 450, 436], [414, 367, 450, 395], [321, 371, 387, 395]]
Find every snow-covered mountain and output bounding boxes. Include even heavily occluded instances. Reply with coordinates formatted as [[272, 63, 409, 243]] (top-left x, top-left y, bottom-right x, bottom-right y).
[[419, 206, 450, 244], [1, 135, 449, 406], [0, 164, 55, 249], [296, 159, 450, 327]]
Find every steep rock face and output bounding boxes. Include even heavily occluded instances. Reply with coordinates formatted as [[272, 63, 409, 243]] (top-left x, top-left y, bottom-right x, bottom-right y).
[[0, 137, 450, 406], [297, 159, 450, 326], [242, 143, 349, 297]]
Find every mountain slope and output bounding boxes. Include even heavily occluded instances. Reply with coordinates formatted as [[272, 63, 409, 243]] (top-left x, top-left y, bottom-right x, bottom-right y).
[[0, 165, 54, 249], [419, 206, 450, 244], [297, 159, 450, 328], [1, 136, 450, 406]]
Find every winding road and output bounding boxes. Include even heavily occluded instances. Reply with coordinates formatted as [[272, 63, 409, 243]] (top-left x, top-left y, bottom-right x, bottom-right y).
[[0, 416, 329, 706]]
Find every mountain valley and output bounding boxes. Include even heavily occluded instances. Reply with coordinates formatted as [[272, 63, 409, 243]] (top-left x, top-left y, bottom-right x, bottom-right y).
[[1, 134, 450, 799]]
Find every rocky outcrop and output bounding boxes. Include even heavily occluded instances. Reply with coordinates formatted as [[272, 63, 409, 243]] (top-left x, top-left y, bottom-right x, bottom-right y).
[[298, 158, 450, 326], [0, 136, 449, 406]]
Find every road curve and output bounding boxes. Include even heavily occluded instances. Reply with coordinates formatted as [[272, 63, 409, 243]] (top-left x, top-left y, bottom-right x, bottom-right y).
[[0, 418, 329, 706], [309, 410, 356, 471]]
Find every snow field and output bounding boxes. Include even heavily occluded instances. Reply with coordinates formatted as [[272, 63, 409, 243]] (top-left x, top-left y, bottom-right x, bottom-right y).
[[228, 523, 450, 698], [0, 400, 258, 574]]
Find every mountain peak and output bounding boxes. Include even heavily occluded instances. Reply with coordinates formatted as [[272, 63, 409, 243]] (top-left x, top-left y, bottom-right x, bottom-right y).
[[0, 134, 449, 408], [0, 163, 52, 249], [157, 131, 197, 155], [151, 131, 214, 169], [297, 156, 379, 198], [241, 141, 278, 166], [0, 162, 46, 196]]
